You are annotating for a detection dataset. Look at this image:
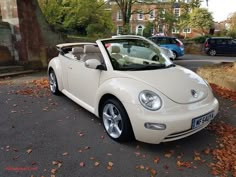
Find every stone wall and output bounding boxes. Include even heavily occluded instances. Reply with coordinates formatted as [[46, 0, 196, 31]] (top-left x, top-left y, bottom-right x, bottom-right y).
[[0, 20, 14, 64], [0, 0, 64, 68]]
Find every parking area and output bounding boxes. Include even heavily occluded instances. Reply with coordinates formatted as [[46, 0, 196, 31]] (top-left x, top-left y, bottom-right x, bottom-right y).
[[0, 72, 235, 177]]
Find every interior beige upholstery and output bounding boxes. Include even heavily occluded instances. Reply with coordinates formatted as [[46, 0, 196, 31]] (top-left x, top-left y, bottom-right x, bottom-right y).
[[81, 45, 103, 62], [72, 47, 83, 59], [111, 45, 123, 60]]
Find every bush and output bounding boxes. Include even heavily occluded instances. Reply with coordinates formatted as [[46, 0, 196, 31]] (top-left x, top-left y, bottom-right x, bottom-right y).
[[191, 35, 210, 43], [86, 23, 111, 38], [227, 30, 236, 38]]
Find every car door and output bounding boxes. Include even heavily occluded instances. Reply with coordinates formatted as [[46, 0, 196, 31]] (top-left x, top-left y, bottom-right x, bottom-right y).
[[227, 39, 236, 54], [67, 58, 101, 109], [59, 53, 71, 90], [215, 39, 229, 54]]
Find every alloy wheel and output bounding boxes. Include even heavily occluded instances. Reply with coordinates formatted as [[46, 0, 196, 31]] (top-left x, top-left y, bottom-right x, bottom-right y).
[[103, 103, 123, 139]]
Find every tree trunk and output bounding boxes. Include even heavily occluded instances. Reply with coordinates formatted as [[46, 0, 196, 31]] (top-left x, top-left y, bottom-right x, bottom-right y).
[[16, 0, 64, 67]]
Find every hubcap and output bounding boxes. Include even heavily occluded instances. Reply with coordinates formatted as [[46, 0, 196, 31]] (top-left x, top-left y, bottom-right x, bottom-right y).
[[103, 103, 123, 138], [210, 50, 216, 56], [49, 72, 57, 93], [173, 52, 177, 59]]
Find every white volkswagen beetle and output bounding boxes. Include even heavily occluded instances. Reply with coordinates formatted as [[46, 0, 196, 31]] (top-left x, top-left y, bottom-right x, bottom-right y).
[[48, 35, 219, 144]]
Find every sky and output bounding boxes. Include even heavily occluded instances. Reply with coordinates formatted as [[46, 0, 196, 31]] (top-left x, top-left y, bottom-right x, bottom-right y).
[[201, 0, 236, 22]]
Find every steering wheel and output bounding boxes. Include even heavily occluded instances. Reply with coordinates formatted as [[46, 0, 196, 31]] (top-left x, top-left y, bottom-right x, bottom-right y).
[[152, 55, 159, 61], [110, 58, 120, 69]]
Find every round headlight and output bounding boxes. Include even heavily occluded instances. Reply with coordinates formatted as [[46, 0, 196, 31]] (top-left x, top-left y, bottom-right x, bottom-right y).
[[139, 90, 162, 111]]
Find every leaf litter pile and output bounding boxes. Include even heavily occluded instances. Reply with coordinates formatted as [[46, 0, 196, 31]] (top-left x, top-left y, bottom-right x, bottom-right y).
[[13, 78, 50, 97], [2, 76, 236, 176], [207, 84, 236, 176], [207, 122, 236, 177]]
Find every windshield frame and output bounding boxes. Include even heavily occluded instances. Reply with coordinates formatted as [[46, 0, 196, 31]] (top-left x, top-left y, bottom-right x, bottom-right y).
[[101, 37, 174, 71]]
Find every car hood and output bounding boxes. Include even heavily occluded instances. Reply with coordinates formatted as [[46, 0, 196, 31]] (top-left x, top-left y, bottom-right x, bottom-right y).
[[117, 66, 208, 104]]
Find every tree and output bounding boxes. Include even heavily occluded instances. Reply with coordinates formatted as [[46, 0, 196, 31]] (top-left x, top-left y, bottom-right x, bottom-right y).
[[112, 0, 156, 34], [39, 0, 113, 36], [189, 8, 214, 35]]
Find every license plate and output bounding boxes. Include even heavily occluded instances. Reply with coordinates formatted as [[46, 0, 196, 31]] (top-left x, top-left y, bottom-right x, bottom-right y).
[[191, 112, 214, 129]]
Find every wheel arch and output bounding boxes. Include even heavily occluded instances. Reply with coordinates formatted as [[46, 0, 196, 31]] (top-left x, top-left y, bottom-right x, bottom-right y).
[[48, 57, 64, 91], [98, 94, 122, 118]]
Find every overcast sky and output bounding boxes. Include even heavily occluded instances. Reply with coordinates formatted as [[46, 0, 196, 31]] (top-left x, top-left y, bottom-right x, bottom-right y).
[[201, 0, 236, 22]]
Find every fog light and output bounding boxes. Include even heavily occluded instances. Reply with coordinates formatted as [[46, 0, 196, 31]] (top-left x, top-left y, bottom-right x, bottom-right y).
[[144, 123, 166, 130]]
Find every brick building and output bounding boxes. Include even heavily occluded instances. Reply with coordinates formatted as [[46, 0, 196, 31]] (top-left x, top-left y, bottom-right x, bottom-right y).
[[109, 0, 203, 38]]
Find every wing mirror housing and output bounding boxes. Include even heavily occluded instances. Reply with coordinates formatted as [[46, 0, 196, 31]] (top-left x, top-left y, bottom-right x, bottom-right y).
[[85, 59, 106, 70]]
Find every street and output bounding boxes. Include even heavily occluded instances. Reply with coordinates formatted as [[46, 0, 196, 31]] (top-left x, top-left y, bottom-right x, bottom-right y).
[[0, 56, 235, 177], [174, 54, 236, 70]]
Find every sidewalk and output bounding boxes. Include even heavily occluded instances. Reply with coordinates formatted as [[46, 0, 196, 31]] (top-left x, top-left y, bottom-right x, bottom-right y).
[[0, 65, 37, 78]]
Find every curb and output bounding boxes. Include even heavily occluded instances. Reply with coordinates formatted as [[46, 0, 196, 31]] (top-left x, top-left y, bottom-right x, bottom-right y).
[[0, 70, 37, 78]]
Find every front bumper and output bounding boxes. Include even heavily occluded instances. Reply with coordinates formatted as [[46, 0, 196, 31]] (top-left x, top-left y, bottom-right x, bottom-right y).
[[123, 97, 219, 144]]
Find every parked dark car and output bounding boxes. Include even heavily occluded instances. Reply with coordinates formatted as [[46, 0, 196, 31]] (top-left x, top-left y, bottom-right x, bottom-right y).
[[204, 37, 236, 56], [148, 36, 184, 59]]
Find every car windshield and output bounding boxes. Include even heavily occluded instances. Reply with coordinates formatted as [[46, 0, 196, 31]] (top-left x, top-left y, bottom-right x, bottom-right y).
[[102, 38, 173, 71]]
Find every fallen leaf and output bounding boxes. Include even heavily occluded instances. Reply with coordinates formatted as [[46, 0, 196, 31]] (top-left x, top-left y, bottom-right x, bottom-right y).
[[80, 162, 85, 167], [139, 165, 145, 170], [108, 162, 113, 167], [58, 163, 62, 168], [107, 166, 112, 170], [51, 169, 57, 174], [27, 149, 32, 154], [163, 165, 169, 170], [194, 156, 201, 161], [150, 169, 157, 176], [94, 162, 100, 167], [52, 161, 58, 165], [153, 156, 160, 164], [62, 152, 68, 156], [164, 153, 172, 158], [84, 146, 90, 150], [13, 148, 18, 152]]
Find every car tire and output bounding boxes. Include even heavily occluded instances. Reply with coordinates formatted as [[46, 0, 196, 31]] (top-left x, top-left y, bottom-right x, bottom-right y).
[[49, 69, 60, 95], [208, 49, 216, 56], [172, 51, 178, 60], [101, 98, 134, 142]]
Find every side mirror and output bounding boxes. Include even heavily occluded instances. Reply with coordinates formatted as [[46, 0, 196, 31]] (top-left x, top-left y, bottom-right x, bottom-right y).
[[85, 59, 105, 70]]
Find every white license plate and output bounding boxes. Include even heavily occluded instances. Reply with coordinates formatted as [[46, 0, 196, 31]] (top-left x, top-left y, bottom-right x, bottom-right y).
[[192, 112, 214, 129]]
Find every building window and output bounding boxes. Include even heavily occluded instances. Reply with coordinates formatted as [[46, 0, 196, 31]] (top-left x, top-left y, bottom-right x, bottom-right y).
[[172, 27, 179, 34], [117, 11, 122, 21], [183, 28, 191, 33], [160, 9, 165, 19], [117, 25, 122, 34], [137, 11, 143, 20], [136, 25, 144, 35], [149, 10, 155, 20], [174, 8, 180, 17]]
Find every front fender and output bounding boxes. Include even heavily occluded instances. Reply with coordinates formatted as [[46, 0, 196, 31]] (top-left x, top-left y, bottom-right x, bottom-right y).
[[94, 77, 162, 116], [48, 57, 63, 91]]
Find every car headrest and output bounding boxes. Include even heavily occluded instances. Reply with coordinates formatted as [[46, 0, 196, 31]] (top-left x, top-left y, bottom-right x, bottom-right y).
[[111, 46, 120, 53], [72, 47, 83, 54], [84, 45, 100, 53]]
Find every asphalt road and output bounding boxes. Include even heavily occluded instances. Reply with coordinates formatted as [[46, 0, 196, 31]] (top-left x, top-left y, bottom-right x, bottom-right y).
[[174, 54, 236, 70], [0, 57, 235, 177]]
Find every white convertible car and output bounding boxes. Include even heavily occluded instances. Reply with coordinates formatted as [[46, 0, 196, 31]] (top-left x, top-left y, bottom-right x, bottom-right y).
[[48, 35, 219, 144]]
